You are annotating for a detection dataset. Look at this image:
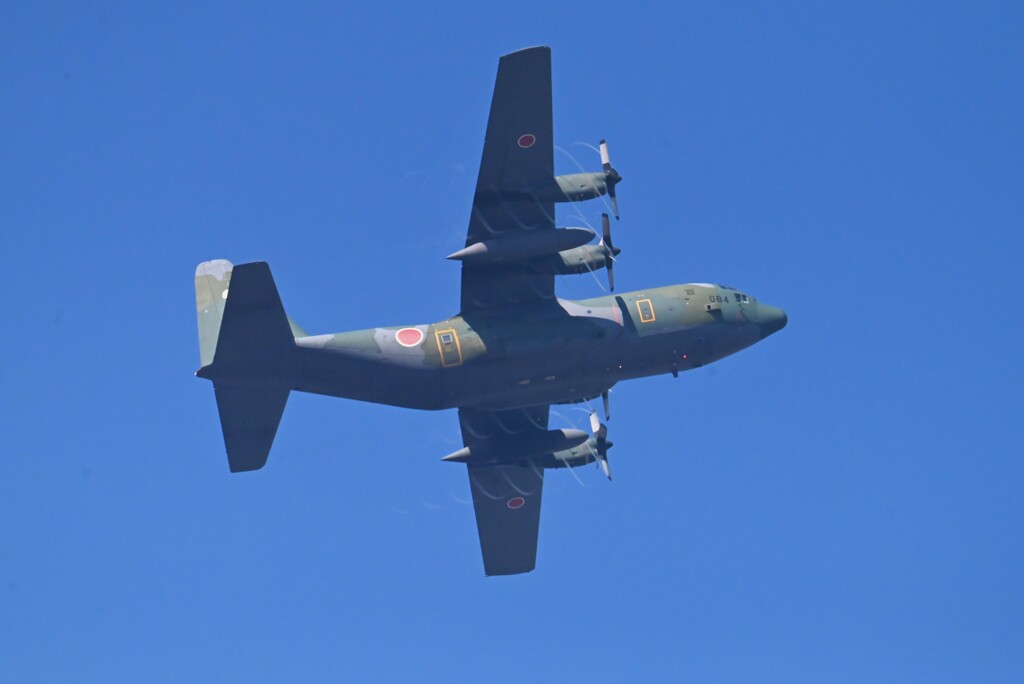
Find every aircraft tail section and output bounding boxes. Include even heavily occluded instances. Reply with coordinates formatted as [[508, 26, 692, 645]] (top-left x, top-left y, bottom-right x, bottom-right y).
[[195, 260, 299, 472], [196, 260, 307, 367]]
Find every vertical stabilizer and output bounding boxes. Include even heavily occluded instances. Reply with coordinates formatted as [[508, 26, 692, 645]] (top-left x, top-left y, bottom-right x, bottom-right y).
[[195, 259, 233, 367]]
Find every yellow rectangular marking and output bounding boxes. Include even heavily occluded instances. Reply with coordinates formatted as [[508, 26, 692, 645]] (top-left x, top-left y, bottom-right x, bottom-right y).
[[636, 298, 656, 323], [434, 328, 463, 367]]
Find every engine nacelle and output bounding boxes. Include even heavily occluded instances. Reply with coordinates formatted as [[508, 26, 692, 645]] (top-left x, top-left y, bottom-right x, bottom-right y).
[[446, 227, 594, 264], [510, 172, 610, 204], [534, 437, 600, 469], [503, 139, 623, 217], [552, 172, 610, 202], [442, 429, 591, 464], [527, 244, 610, 276]]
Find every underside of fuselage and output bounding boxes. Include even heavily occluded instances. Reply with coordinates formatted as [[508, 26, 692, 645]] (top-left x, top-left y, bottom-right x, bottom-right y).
[[197, 263, 784, 416], [287, 285, 775, 411]]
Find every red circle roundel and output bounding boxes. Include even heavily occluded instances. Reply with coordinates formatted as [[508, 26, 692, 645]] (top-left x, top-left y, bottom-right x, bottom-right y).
[[517, 134, 536, 148], [396, 327, 424, 347], [507, 497, 526, 510]]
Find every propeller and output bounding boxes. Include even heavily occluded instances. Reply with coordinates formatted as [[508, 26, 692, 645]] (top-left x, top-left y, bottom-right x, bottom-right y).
[[588, 411, 613, 480], [599, 139, 622, 219], [598, 213, 621, 292]]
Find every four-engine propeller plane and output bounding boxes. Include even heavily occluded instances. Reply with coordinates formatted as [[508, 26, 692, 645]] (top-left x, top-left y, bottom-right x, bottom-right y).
[[194, 47, 787, 575]]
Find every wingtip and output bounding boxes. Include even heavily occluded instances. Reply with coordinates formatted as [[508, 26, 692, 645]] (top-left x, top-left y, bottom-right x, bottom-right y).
[[501, 46, 551, 61], [484, 564, 536, 577]]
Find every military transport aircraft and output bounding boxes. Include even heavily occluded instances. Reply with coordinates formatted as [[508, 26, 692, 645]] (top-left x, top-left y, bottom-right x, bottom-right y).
[[194, 46, 786, 576]]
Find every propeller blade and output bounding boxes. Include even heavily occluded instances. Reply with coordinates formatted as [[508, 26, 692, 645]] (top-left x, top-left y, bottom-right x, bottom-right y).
[[601, 213, 614, 252], [588, 410, 613, 480], [599, 139, 612, 171], [600, 213, 617, 291], [603, 390, 611, 421], [599, 140, 622, 219], [608, 188, 620, 220]]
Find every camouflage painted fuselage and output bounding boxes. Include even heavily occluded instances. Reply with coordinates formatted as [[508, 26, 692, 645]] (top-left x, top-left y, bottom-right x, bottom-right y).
[[289, 283, 787, 411]]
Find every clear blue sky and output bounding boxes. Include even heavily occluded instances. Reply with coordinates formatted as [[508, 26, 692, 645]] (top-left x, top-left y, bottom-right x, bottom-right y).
[[3, 2, 1022, 682]]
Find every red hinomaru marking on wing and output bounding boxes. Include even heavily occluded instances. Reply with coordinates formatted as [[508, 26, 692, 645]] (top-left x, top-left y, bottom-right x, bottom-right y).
[[507, 497, 526, 510], [396, 328, 424, 347], [517, 134, 536, 148]]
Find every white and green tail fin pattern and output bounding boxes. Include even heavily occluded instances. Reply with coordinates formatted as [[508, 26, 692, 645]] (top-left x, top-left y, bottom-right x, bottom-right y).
[[195, 259, 234, 368]]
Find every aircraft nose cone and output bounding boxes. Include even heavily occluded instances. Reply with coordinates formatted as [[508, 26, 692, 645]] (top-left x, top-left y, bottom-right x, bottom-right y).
[[759, 305, 788, 339]]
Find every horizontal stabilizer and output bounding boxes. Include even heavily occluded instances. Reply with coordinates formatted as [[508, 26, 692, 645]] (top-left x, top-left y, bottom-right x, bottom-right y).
[[215, 384, 290, 472], [196, 261, 296, 472]]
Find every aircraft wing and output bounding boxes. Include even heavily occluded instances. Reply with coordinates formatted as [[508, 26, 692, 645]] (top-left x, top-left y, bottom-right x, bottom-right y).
[[461, 46, 556, 312], [460, 405, 549, 575]]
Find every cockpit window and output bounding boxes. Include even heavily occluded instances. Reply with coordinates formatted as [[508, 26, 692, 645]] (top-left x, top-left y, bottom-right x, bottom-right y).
[[716, 286, 750, 303]]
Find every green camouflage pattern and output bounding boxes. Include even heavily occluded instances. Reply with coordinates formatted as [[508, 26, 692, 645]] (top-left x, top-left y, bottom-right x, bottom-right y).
[[192, 46, 788, 576]]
